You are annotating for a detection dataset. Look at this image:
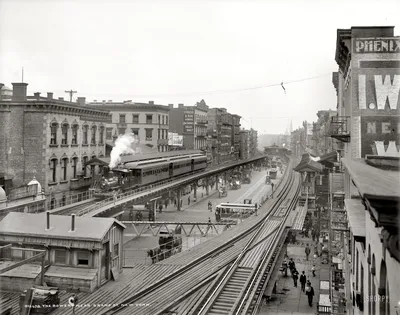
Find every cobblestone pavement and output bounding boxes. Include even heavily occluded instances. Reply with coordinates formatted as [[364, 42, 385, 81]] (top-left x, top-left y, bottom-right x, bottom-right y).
[[122, 167, 282, 265]]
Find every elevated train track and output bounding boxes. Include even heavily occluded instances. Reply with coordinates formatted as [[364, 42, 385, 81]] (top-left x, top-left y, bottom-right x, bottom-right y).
[[103, 157, 298, 315], [52, 156, 295, 315]]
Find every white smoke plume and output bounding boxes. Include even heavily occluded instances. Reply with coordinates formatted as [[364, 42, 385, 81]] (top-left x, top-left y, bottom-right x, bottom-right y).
[[109, 133, 140, 169]]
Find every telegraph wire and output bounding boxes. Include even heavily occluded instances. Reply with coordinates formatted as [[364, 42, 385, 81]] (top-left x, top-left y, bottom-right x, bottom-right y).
[[26, 73, 331, 99]]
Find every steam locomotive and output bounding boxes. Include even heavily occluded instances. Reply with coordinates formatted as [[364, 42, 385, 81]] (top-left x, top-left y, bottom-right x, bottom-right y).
[[93, 153, 208, 198]]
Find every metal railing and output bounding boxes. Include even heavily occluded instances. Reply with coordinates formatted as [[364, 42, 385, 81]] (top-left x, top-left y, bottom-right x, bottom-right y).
[[48, 189, 93, 210]]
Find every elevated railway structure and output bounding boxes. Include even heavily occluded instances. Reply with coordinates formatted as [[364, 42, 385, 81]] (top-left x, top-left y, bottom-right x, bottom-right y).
[[51, 155, 297, 315], [52, 154, 269, 218]]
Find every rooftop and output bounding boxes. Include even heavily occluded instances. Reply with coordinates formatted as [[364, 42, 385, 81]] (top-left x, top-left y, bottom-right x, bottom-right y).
[[0, 212, 126, 241]]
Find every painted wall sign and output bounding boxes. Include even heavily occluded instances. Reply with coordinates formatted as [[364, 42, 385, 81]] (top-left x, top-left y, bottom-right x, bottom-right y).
[[357, 73, 400, 110], [183, 124, 194, 133], [354, 39, 400, 53], [360, 116, 400, 157], [184, 113, 194, 122]]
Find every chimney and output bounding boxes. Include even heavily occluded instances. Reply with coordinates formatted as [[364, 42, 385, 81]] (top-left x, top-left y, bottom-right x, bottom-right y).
[[58, 97, 64, 101], [12, 82, 28, 101], [77, 97, 86, 106], [149, 101, 154, 105], [0, 83, 4, 101], [178, 103, 184, 109], [34, 92, 41, 100], [168, 104, 174, 109], [71, 214, 76, 232], [46, 211, 50, 230], [47, 92, 53, 100]]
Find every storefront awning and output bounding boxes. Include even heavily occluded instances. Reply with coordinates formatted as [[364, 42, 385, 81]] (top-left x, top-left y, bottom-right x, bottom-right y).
[[345, 199, 366, 239]]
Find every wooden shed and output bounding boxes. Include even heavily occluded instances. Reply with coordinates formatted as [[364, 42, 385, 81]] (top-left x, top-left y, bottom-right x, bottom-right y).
[[0, 212, 126, 292]]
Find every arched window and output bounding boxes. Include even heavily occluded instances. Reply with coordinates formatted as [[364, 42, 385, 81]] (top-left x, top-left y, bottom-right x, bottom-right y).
[[61, 157, 68, 181], [99, 126, 104, 145], [61, 123, 69, 145], [71, 157, 78, 179], [82, 125, 89, 145], [71, 124, 79, 145], [49, 158, 58, 183], [91, 125, 97, 145], [50, 122, 58, 145]]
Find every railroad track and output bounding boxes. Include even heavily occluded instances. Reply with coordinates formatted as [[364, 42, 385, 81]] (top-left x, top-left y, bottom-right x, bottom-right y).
[[92, 157, 298, 315], [50, 199, 98, 216]]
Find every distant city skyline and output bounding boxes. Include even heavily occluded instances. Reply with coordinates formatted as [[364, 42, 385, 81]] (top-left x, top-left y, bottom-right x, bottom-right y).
[[1, 0, 399, 133]]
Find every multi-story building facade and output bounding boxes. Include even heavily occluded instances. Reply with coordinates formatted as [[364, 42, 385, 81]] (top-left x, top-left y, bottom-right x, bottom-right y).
[[0, 83, 110, 197], [168, 100, 208, 150], [312, 109, 338, 155], [220, 108, 233, 163], [0, 83, 12, 101], [329, 26, 400, 315], [232, 114, 241, 160], [88, 100, 170, 153], [239, 129, 249, 160], [248, 128, 258, 158]]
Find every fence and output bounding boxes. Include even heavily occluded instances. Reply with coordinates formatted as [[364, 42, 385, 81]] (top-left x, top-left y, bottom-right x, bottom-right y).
[[47, 190, 93, 210]]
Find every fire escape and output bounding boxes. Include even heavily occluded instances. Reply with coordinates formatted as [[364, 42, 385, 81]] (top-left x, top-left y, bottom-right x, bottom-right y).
[[329, 116, 350, 143]]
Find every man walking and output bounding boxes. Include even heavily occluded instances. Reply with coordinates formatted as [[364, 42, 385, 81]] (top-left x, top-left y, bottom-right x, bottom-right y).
[[300, 271, 307, 292], [305, 280, 315, 307], [305, 244, 311, 261], [292, 269, 299, 288], [288, 258, 296, 275]]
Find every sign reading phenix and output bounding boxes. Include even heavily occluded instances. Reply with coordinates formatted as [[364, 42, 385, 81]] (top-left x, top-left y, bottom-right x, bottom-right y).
[[354, 38, 400, 53], [358, 74, 400, 110]]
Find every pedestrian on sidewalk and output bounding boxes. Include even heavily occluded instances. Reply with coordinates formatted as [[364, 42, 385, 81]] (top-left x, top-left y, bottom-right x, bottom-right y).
[[300, 271, 307, 292], [312, 265, 316, 277], [311, 228, 316, 241], [305, 280, 315, 307], [180, 199, 183, 208], [317, 242, 322, 257], [164, 199, 168, 209], [188, 196, 190, 205], [174, 198, 177, 207], [292, 269, 299, 287], [288, 258, 296, 275], [305, 244, 311, 261], [158, 204, 163, 214]]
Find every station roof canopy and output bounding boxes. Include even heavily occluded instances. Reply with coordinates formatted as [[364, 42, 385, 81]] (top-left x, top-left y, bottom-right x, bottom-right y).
[[85, 149, 204, 167], [0, 212, 126, 242], [293, 153, 323, 173], [344, 199, 366, 240]]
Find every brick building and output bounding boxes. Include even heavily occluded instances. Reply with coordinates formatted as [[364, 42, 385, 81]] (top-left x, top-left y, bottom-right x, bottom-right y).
[[88, 100, 170, 153], [248, 128, 258, 158], [0, 83, 110, 198], [239, 129, 249, 160], [168, 100, 208, 150], [232, 114, 241, 160]]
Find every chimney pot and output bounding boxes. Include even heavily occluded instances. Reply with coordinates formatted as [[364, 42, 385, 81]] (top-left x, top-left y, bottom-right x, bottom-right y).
[[12, 82, 28, 101], [178, 103, 184, 109], [34, 92, 41, 100], [58, 97, 64, 101], [47, 92, 53, 100], [46, 211, 50, 230], [149, 101, 154, 105], [168, 104, 174, 109], [71, 214, 76, 231]]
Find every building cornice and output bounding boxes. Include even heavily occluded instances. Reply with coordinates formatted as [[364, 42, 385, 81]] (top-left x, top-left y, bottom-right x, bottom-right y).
[[89, 102, 170, 113]]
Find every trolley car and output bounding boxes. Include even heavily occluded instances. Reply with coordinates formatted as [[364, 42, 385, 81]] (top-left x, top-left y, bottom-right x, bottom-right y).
[[215, 203, 257, 223]]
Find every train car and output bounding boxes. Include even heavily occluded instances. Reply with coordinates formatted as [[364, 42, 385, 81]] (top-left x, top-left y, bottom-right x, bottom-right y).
[[216, 203, 257, 223]]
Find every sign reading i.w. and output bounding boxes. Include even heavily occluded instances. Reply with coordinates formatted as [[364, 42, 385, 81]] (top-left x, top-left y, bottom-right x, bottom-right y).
[[358, 74, 400, 110]]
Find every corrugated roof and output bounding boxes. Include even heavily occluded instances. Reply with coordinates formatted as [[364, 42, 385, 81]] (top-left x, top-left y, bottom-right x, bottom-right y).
[[0, 213, 125, 241]]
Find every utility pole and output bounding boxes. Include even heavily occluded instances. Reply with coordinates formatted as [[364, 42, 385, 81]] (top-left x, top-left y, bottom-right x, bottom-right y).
[[65, 89, 77, 102]]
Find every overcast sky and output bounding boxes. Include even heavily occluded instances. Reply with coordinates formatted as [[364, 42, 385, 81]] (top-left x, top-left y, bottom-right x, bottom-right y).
[[1, 0, 399, 134]]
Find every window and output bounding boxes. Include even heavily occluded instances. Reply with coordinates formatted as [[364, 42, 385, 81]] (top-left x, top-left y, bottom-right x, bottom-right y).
[[61, 124, 68, 145], [71, 125, 78, 145], [118, 128, 125, 135], [119, 114, 126, 123], [54, 249, 67, 264], [61, 158, 68, 181], [82, 125, 88, 145], [131, 128, 139, 136], [90, 165, 95, 177], [166, 116, 168, 125], [50, 159, 57, 182], [50, 123, 58, 145], [99, 126, 104, 144], [77, 251, 90, 266], [162, 115, 165, 125], [82, 156, 88, 177], [145, 129, 153, 141], [162, 130, 165, 139], [91, 125, 97, 145], [114, 244, 119, 257], [158, 114, 161, 124], [158, 129, 160, 139], [106, 128, 113, 140], [132, 115, 139, 124], [71, 157, 78, 178], [146, 114, 153, 124]]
